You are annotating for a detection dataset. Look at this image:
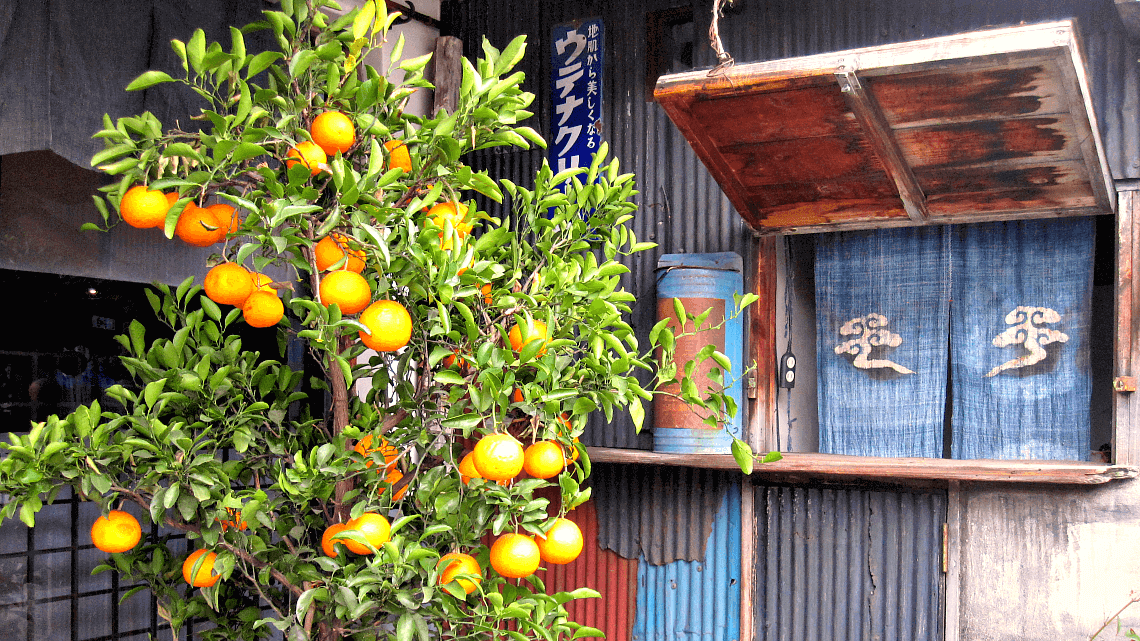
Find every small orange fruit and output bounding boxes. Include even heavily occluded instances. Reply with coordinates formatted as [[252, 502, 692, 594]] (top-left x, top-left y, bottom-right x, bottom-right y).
[[354, 434, 399, 473], [182, 549, 220, 587], [442, 350, 468, 369], [204, 263, 254, 306], [508, 319, 549, 355], [511, 388, 525, 404], [321, 522, 349, 557], [458, 451, 481, 484], [490, 533, 540, 579], [251, 273, 275, 293], [342, 512, 391, 554], [120, 185, 171, 229], [383, 468, 408, 501], [564, 437, 582, 463], [384, 139, 411, 173], [314, 232, 366, 272], [90, 510, 142, 554], [472, 433, 524, 481], [311, 111, 356, 156], [285, 140, 327, 176], [319, 270, 371, 315], [427, 202, 472, 236], [358, 300, 413, 352], [480, 283, 492, 305], [438, 552, 482, 595], [175, 203, 227, 247], [242, 290, 284, 328], [536, 517, 584, 565], [523, 440, 566, 479], [206, 203, 240, 234]]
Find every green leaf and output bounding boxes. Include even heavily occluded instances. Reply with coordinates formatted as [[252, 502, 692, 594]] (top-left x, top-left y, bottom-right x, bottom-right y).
[[629, 397, 645, 432], [231, 142, 267, 164], [396, 612, 414, 641], [762, 450, 784, 464], [731, 438, 754, 475], [246, 51, 284, 78], [187, 29, 206, 73], [572, 626, 606, 639], [441, 413, 483, 431], [352, 1, 376, 40], [289, 50, 318, 78], [125, 70, 174, 91], [144, 379, 166, 409]]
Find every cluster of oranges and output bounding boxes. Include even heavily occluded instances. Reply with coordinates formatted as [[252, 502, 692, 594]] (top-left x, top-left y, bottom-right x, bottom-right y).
[[119, 185, 240, 248], [89, 509, 223, 589], [203, 262, 284, 328]]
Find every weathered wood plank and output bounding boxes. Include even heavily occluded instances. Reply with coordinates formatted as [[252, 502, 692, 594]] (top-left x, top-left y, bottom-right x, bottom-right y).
[[431, 36, 463, 117], [837, 70, 929, 224], [870, 60, 1067, 129], [1118, 187, 1140, 466], [748, 236, 778, 451], [586, 447, 1140, 484], [895, 116, 1079, 169], [655, 21, 1078, 101]]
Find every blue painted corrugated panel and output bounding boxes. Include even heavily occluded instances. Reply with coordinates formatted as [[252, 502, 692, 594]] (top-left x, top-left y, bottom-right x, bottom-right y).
[[753, 483, 946, 641], [633, 478, 741, 641]]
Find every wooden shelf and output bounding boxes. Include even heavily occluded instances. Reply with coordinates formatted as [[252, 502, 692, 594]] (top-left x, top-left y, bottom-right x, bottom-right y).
[[586, 447, 1139, 485]]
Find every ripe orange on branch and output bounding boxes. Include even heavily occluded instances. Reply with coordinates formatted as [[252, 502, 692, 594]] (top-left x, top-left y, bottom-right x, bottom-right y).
[[490, 533, 540, 579], [427, 202, 472, 237], [536, 517, 584, 565], [384, 139, 411, 173], [341, 512, 391, 555], [355, 434, 398, 473], [182, 549, 220, 587], [319, 270, 371, 315], [508, 319, 550, 355], [383, 469, 408, 501], [523, 440, 565, 479], [285, 140, 327, 176], [204, 262, 254, 306], [321, 522, 349, 558], [242, 290, 284, 328], [119, 185, 170, 229], [311, 111, 355, 156], [175, 203, 227, 247], [314, 232, 366, 272], [358, 300, 412, 352], [90, 510, 141, 554], [206, 203, 240, 234], [438, 552, 482, 595], [472, 433, 524, 481]]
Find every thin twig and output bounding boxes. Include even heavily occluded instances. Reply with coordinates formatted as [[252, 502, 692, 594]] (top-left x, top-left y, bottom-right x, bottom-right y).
[[1090, 591, 1140, 641]]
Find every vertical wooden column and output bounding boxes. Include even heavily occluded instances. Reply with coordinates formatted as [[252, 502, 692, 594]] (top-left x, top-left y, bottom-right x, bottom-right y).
[[432, 36, 463, 116], [747, 235, 778, 452], [1115, 187, 1140, 465]]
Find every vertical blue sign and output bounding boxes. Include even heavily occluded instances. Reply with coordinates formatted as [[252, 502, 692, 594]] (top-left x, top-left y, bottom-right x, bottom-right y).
[[550, 18, 603, 174]]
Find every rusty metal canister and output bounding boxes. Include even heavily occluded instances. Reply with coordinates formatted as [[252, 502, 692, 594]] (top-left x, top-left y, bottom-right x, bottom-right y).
[[654, 252, 744, 453]]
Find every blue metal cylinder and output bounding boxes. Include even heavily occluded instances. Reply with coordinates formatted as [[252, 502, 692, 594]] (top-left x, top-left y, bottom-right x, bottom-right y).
[[654, 252, 744, 453]]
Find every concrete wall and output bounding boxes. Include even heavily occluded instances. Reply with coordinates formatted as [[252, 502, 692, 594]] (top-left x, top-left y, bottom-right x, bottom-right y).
[[957, 480, 1140, 640]]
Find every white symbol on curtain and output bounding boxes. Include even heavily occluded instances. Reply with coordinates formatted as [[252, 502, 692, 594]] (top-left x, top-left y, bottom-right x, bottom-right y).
[[833, 313, 915, 375], [985, 306, 1068, 377]]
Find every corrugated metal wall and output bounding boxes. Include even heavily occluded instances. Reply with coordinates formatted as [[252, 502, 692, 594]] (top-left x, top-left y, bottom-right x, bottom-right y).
[[633, 478, 742, 641], [753, 482, 947, 641], [541, 498, 639, 641], [444, 0, 1140, 450]]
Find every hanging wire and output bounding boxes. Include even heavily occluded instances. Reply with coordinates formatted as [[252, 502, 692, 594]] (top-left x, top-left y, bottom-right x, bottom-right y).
[[707, 0, 735, 76]]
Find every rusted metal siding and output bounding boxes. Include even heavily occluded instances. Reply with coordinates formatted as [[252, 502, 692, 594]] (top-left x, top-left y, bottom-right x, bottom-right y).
[[541, 498, 638, 641], [752, 482, 947, 641], [633, 478, 742, 641]]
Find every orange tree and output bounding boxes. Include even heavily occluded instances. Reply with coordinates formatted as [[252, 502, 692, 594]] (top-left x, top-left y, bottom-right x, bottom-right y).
[[0, 1, 761, 640]]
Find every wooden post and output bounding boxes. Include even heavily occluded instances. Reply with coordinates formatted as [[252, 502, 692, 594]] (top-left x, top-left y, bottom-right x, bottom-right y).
[[432, 36, 463, 116], [1116, 185, 1140, 465], [748, 236, 778, 452]]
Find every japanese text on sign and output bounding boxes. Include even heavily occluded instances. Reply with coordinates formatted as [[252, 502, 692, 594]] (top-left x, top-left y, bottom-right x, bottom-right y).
[[550, 18, 603, 174]]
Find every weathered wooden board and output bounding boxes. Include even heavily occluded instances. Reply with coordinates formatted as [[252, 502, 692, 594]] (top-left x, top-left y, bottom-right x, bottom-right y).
[[655, 20, 1115, 235]]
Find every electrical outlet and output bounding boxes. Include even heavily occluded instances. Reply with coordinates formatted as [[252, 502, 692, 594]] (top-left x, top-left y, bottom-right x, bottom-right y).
[[779, 351, 796, 388]]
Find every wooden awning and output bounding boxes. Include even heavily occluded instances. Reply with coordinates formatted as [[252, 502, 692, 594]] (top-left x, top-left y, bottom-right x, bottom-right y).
[[654, 20, 1115, 235]]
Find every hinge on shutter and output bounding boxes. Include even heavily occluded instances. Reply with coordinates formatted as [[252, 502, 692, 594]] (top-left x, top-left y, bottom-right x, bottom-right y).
[[942, 522, 949, 573], [1114, 376, 1137, 393]]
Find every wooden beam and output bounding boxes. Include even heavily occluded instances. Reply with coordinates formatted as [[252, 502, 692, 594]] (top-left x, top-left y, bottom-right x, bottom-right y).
[[738, 481, 755, 641], [944, 481, 962, 641], [1117, 187, 1140, 466], [432, 36, 463, 116], [585, 447, 1139, 485], [835, 70, 929, 224], [748, 236, 778, 451]]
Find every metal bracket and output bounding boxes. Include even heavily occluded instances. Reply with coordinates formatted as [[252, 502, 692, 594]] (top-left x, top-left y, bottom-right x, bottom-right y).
[[1114, 376, 1137, 392]]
